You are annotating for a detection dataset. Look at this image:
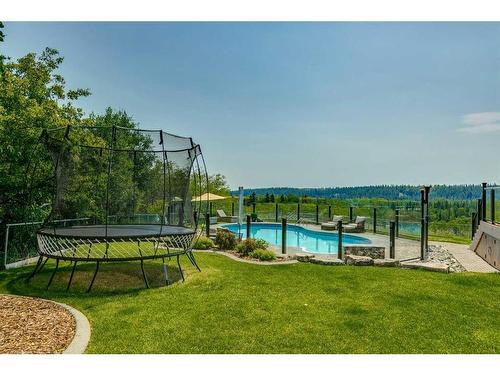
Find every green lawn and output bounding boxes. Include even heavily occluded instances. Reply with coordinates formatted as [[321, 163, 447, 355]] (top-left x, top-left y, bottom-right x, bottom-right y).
[[1, 252, 499, 353]]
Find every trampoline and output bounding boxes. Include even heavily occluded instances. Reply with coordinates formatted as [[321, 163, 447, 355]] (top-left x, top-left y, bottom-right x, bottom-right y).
[[28, 125, 208, 292]]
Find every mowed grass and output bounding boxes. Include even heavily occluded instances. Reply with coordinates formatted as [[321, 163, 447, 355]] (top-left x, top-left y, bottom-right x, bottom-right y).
[[0, 252, 499, 353]]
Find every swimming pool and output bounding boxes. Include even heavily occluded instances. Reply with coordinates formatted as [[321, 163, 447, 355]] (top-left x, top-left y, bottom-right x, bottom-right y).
[[222, 223, 371, 254]]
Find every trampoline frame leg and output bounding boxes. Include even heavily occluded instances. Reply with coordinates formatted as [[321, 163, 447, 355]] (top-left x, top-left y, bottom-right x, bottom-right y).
[[140, 259, 150, 288], [27, 256, 44, 282], [38, 257, 49, 275], [162, 258, 170, 285], [177, 255, 184, 282], [187, 251, 201, 272], [87, 261, 100, 293], [47, 258, 59, 290], [66, 261, 78, 291]]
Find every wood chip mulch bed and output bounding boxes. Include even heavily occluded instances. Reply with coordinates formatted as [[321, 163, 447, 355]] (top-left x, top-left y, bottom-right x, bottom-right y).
[[0, 295, 76, 354]]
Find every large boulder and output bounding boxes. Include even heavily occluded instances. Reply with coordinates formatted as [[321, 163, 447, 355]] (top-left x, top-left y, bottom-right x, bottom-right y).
[[345, 254, 374, 266], [296, 253, 315, 263], [373, 258, 400, 267], [310, 258, 345, 266], [400, 261, 449, 273]]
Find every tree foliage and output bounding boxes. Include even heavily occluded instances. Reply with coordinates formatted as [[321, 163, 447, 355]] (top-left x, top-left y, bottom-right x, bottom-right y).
[[0, 47, 90, 223], [239, 185, 484, 201], [0, 43, 225, 226]]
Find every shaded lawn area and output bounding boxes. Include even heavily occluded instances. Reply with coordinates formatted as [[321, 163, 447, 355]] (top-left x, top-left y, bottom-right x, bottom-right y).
[[0, 252, 499, 353]]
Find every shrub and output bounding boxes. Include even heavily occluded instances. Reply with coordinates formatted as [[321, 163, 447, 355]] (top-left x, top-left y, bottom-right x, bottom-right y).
[[193, 236, 214, 250], [214, 229, 237, 250], [254, 238, 268, 249], [249, 248, 276, 261], [236, 238, 268, 256]]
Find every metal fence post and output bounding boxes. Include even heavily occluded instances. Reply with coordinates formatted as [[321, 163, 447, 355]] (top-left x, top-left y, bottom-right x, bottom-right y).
[[328, 205, 332, 220], [281, 218, 287, 254], [205, 213, 210, 238], [389, 220, 395, 259], [337, 220, 343, 260], [231, 202, 235, 216], [373, 208, 377, 234], [3, 225, 10, 269], [316, 204, 319, 225], [297, 203, 300, 222], [482, 182, 487, 221], [349, 206, 353, 222], [420, 189, 425, 260], [491, 189, 495, 224], [423, 186, 431, 255], [395, 209, 400, 238], [246, 215, 251, 239], [275, 203, 279, 223], [471, 212, 477, 239], [477, 198, 483, 222]]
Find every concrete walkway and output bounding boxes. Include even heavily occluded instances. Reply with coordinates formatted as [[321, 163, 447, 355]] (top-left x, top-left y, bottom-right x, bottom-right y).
[[433, 241, 498, 273]]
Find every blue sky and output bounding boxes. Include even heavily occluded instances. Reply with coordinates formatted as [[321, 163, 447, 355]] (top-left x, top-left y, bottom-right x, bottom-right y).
[[3, 22, 500, 189]]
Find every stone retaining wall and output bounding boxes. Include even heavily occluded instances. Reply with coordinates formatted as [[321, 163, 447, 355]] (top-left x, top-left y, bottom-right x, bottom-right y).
[[344, 246, 385, 259]]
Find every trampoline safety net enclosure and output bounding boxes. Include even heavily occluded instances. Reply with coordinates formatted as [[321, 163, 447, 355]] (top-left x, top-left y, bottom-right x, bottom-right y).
[[30, 125, 208, 291]]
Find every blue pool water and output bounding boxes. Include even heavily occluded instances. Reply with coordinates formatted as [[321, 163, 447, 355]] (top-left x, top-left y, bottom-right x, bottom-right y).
[[223, 223, 371, 254]]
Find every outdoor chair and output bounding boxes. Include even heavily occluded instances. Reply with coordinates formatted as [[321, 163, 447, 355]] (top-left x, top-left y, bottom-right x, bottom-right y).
[[216, 209, 238, 223], [320, 215, 344, 231], [343, 216, 367, 233]]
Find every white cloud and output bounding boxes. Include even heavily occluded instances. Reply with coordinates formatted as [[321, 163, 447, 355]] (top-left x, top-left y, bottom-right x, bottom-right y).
[[458, 123, 500, 133], [459, 112, 500, 133]]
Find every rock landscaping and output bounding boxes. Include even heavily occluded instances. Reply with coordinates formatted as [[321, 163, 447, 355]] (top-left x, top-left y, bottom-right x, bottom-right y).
[[373, 258, 400, 267], [399, 244, 466, 273], [209, 232, 468, 272], [425, 244, 466, 272], [401, 262, 450, 273], [344, 254, 374, 266], [310, 257, 345, 266], [296, 253, 316, 262], [344, 246, 385, 259]]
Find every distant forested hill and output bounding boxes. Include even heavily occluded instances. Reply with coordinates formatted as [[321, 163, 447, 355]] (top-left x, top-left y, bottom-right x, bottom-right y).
[[232, 185, 484, 200]]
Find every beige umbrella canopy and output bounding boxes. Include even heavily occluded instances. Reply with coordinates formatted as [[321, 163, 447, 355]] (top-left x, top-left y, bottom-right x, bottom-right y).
[[191, 193, 230, 202]]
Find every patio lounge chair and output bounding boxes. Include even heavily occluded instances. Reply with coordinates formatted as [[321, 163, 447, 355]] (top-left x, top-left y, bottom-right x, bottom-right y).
[[216, 209, 238, 223], [320, 215, 344, 231], [343, 216, 367, 233]]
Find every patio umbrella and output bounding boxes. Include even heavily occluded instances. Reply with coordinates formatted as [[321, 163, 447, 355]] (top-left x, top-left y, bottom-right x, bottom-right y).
[[191, 193, 229, 202]]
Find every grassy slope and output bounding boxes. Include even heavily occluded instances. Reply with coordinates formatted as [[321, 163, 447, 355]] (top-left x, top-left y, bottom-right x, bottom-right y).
[[0, 253, 499, 354]]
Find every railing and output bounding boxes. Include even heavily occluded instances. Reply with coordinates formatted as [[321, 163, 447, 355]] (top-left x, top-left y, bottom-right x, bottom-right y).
[[210, 198, 477, 244], [3, 217, 92, 269], [471, 183, 499, 239]]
